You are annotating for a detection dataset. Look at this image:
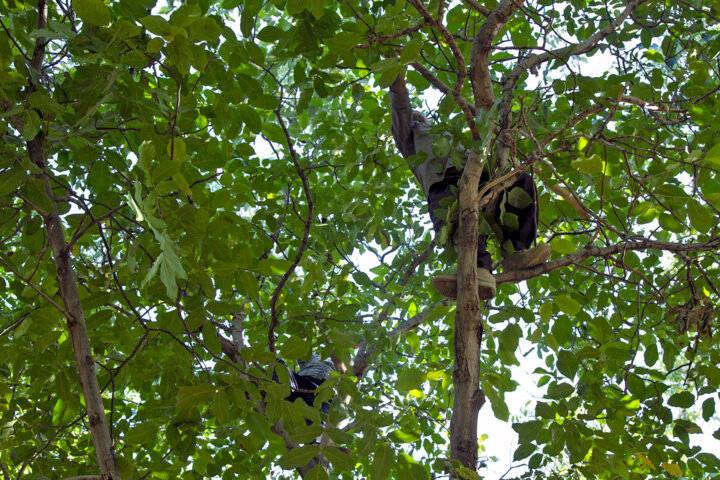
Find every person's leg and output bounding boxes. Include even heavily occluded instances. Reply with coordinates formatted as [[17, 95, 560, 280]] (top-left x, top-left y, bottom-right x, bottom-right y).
[[427, 176, 458, 234], [501, 173, 537, 250], [428, 176, 492, 269], [428, 174, 495, 299], [498, 173, 550, 271]]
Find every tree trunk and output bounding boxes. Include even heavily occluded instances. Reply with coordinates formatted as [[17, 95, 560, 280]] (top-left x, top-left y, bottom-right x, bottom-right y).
[[29, 139, 122, 479], [26, 1, 122, 478], [449, 151, 486, 471]]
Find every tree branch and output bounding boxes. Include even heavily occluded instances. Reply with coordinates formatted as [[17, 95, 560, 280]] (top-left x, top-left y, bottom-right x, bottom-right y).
[[0, 256, 69, 318], [450, 149, 486, 472], [409, 61, 476, 116], [406, 0, 479, 138], [499, 0, 649, 123], [24, 2, 121, 478], [470, 0, 525, 111], [268, 111, 315, 353], [352, 240, 436, 378], [494, 238, 720, 285], [464, 0, 491, 17]]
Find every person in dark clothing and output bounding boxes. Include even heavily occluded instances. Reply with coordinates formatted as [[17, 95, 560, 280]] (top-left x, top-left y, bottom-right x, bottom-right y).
[[274, 356, 335, 424], [389, 74, 550, 299], [285, 356, 334, 419]]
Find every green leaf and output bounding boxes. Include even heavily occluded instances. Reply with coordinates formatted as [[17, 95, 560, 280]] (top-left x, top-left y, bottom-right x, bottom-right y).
[[0, 166, 25, 196], [400, 39, 423, 64], [662, 462, 683, 477], [371, 444, 393, 480], [565, 422, 590, 463], [141, 252, 163, 290], [540, 302, 553, 323], [124, 423, 157, 445], [550, 237, 578, 255], [169, 137, 187, 163], [513, 443, 536, 461], [278, 445, 320, 469], [88, 161, 112, 193], [212, 389, 231, 426], [73, 0, 111, 26], [499, 323, 521, 354], [668, 391, 694, 408], [697, 453, 720, 469], [687, 199, 712, 233], [280, 337, 311, 360], [22, 109, 41, 140], [571, 154, 604, 174], [535, 402, 555, 419], [658, 213, 684, 233], [139, 15, 171, 36], [323, 446, 354, 471], [257, 26, 285, 42], [202, 321, 222, 356], [397, 368, 425, 392], [176, 383, 214, 408], [547, 383, 574, 400], [484, 385, 510, 421], [327, 32, 363, 52], [190, 17, 221, 42], [556, 349, 579, 379], [702, 397, 715, 422], [705, 142, 720, 165], [306, 0, 327, 19], [507, 186, 534, 209], [513, 420, 544, 444], [555, 294, 581, 315], [304, 463, 330, 480], [262, 122, 287, 145], [28, 92, 64, 115], [239, 105, 262, 134]]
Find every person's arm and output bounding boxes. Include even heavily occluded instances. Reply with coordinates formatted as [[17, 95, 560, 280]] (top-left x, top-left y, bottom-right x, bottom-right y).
[[388, 74, 416, 158]]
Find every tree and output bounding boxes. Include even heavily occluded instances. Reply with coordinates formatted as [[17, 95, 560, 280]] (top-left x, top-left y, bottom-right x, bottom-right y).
[[1, 0, 719, 478]]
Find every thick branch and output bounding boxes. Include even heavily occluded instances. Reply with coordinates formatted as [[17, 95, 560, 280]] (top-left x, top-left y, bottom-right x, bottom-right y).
[[495, 238, 720, 285], [498, 0, 649, 124], [406, 0, 478, 138], [464, 0, 491, 17], [470, 0, 525, 111], [26, 2, 121, 478], [410, 62, 476, 117], [450, 150, 486, 472]]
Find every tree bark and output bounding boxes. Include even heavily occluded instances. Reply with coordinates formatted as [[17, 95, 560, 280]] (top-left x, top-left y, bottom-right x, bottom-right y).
[[25, 1, 121, 478], [33, 141, 122, 479], [447, 1, 526, 472], [449, 151, 486, 472]]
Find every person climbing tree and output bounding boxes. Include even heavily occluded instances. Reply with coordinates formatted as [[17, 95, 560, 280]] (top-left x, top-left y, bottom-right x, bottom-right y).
[[275, 355, 336, 423], [388, 73, 551, 300]]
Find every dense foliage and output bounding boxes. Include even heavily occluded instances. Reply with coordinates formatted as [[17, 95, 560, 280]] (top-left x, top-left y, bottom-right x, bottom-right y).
[[1, 0, 719, 478]]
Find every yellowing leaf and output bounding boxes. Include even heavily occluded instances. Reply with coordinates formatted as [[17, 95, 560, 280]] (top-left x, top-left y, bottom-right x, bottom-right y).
[[662, 462, 682, 477], [634, 452, 656, 470]]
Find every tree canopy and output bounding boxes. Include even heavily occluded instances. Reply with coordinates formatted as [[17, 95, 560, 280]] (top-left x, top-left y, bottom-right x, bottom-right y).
[[1, 0, 720, 479]]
